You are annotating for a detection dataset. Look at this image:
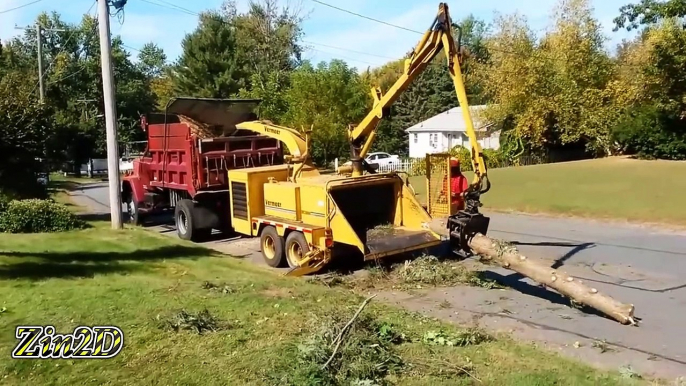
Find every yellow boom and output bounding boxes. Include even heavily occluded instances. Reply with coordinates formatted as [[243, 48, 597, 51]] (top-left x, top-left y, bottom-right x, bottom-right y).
[[343, 2, 487, 189]]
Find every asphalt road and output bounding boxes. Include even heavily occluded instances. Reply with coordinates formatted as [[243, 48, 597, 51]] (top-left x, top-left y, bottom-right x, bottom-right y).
[[70, 181, 686, 380]]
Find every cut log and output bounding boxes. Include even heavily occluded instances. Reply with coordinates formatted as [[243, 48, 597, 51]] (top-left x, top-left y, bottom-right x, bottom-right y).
[[468, 234, 637, 326]]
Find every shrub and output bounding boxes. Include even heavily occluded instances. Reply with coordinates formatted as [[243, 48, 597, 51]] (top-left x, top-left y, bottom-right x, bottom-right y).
[[0, 199, 86, 234], [612, 104, 686, 160]]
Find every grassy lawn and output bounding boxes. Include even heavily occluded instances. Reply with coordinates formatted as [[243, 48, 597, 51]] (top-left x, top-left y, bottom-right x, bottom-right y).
[[0, 225, 642, 385], [408, 157, 686, 226]]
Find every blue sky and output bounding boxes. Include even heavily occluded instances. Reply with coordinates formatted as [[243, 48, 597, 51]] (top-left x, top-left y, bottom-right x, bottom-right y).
[[1, 0, 638, 70]]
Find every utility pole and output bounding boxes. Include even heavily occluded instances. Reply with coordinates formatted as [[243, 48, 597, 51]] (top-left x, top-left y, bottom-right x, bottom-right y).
[[36, 24, 44, 103], [77, 99, 98, 178], [14, 24, 66, 103], [97, 0, 123, 229]]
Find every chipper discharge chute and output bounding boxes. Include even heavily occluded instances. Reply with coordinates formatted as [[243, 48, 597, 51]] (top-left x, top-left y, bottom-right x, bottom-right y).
[[327, 174, 441, 260]]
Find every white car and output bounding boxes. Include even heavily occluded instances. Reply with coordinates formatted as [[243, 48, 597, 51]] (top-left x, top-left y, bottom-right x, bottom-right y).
[[342, 152, 401, 170], [365, 152, 400, 168]]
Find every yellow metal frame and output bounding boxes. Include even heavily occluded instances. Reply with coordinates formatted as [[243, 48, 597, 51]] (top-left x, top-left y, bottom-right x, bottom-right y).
[[342, 2, 488, 189], [426, 153, 452, 218]]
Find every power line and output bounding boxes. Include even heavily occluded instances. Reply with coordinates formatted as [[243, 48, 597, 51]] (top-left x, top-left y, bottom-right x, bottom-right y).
[[139, 0, 197, 16], [47, 65, 88, 84], [133, 0, 398, 64], [307, 47, 379, 67], [152, 0, 199, 16], [0, 0, 45, 15], [121, 43, 141, 52], [310, 0, 422, 34], [301, 40, 396, 60], [306, 1, 632, 67]]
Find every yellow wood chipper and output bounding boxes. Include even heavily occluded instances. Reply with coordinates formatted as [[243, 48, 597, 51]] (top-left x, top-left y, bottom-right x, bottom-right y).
[[203, 2, 492, 276]]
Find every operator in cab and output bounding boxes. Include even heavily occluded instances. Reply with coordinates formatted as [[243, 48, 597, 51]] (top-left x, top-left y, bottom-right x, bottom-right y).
[[448, 158, 469, 213]]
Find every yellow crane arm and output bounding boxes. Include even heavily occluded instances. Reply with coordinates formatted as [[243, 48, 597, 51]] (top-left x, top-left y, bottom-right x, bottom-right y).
[[346, 2, 487, 186], [235, 120, 318, 181], [235, 120, 309, 161]]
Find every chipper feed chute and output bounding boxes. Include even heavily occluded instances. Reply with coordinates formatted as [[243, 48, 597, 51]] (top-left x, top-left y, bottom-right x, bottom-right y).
[[327, 174, 442, 262]]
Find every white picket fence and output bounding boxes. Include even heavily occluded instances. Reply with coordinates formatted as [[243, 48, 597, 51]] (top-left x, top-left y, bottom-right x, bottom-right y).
[[333, 157, 424, 176], [375, 158, 423, 174]]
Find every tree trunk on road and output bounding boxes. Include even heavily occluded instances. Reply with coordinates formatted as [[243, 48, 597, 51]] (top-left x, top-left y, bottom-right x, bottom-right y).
[[468, 234, 637, 326]]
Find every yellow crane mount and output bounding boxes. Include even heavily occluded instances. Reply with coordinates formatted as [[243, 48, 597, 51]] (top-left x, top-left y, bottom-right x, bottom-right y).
[[339, 2, 492, 258]]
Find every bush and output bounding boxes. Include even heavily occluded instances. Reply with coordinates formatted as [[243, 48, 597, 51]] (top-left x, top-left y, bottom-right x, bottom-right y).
[[0, 199, 86, 234], [612, 104, 686, 160]]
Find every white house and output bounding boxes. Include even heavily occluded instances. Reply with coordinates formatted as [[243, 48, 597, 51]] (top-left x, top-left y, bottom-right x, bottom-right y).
[[405, 105, 500, 158]]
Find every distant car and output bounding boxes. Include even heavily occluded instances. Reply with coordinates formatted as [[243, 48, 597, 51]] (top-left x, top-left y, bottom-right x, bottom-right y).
[[343, 152, 400, 169], [365, 152, 400, 168]]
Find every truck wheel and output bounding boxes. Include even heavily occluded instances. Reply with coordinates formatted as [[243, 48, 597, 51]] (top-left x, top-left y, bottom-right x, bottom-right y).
[[175, 199, 210, 242], [285, 231, 310, 269], [126, 198, 141, 225], [260, 226, 285, 268]]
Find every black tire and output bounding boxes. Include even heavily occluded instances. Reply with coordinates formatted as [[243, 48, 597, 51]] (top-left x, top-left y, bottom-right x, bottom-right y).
[[285, 231, 310, 269], [126, 198, 142, 225], [260, 226, 285, 268], [175, 199, 209, 242]]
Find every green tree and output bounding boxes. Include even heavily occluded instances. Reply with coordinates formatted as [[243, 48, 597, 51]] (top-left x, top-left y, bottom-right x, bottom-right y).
[[610, 18, 686, 159], [228, 0, 305, 121], [614, 0, 686, 31], [282, 60, 370, 166], [2, 12, 156, 174], [0, 72, 53, 199], [477, 0, 618, 156], [137, 42, 167, 78], [173, 11, 247, 98]]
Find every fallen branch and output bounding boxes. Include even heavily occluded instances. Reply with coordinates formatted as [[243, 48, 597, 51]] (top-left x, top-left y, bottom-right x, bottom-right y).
[[413, 359, 481, 383], [468, 234, 637, 326], [322, 294, 377, 369]]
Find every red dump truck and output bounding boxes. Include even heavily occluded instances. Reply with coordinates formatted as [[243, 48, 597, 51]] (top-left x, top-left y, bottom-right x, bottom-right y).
[[121, 98, 284, 240]]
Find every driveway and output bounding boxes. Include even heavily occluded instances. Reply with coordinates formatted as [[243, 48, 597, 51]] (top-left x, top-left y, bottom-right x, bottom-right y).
[[69, 181, 686, 381]]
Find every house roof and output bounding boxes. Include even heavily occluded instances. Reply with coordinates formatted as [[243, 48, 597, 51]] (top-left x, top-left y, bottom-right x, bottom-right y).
[[405, 105, 490, 133]]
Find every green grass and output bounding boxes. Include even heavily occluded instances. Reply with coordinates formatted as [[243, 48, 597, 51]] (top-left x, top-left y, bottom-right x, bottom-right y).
[[0, 226, 643, 385], [408, 157, 686, 226]]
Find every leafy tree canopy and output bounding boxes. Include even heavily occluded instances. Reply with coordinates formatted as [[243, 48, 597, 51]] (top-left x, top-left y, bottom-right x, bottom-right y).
[[614, 0, 686, 31]]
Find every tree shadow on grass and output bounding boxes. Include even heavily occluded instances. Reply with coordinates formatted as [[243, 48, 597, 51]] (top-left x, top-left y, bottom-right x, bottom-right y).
[[0, 245, 220, 280], [0, 261, 149, 280]]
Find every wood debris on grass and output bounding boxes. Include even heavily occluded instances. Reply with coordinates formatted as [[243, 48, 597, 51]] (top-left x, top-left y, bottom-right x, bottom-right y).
[[311, 254, 502, 291]]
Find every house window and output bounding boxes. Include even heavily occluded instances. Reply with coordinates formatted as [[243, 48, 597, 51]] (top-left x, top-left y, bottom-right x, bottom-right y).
[[413, 133, 418, 143]]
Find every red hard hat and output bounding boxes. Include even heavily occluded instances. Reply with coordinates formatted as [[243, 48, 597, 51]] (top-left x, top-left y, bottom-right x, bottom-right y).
[[450, 158, 460, 167]]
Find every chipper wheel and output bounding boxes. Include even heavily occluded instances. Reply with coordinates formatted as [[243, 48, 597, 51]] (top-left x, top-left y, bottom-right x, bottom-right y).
[[285, 231, 310, 269], [260, 226, 285, 268]]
